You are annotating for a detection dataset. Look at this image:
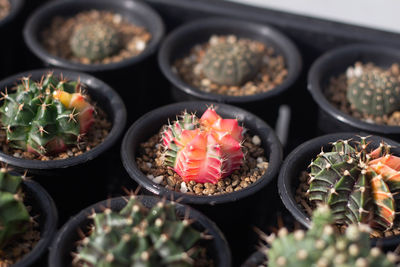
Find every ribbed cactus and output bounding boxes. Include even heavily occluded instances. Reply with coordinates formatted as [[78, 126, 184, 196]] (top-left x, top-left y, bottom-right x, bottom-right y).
[[70, 22, 121, 61], [74, 195, 209, 267], [201, 41, 262, 86], [0, 168, 30, 250], [0, 73, 94, 155], [347, 66, 400, 116], [162, 107, 244, 184], [263, 205, 397, 267], [307, 137, 400, 231]]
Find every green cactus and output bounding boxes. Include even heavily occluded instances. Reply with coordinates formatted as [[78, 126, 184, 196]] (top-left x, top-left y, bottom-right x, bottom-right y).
[[0, 73, 94, 155], [347, 67, 400, 116], [74, 195, 210, 267], [0, 168, 30, 250], [263, 205, 397, 267], [307, 137, 400, 232], [201, 41, 262, 86], [70, 22, 121, 61]]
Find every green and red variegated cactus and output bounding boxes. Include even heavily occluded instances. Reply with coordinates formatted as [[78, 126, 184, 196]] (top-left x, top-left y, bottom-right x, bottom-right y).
[[162, 108, 244, 184], [0, 73, 94, 155], [307, 137, 400, 231]]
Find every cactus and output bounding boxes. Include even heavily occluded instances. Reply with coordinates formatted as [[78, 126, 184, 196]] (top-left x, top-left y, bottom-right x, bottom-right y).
[[0, 73, 95, 155], [162, 107, 244, 184], [0, 167, 30, 250], [74, 195, 210, 267], [70, 22, 121, 61], [262, 205, 397, 267], [346, 65, 400, 116], [201, 41, 262, 86], [307, 137, 400, 232]]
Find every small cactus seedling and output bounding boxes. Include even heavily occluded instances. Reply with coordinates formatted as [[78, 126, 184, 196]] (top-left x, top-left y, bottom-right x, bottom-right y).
[[70, 22, 121, 61], [0, 167, 30, 250], [307, 137, 400, 231], [162, 107, 244, 184], [201, 39, 262, 86], [262, 205, 397, 267], [0, 73, 95, 155], [74, 195, 210, 267], [346, 64, 400, 116]]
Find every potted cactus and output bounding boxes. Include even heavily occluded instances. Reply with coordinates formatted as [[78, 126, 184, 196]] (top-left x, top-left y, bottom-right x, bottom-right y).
[[49, 195, 231, 267], [243, 205, 398, 267], [0, 166, 57, 266], [278, 133, 400, 249]]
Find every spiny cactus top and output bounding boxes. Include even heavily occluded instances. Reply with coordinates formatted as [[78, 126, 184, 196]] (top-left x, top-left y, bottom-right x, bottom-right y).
[[0, 73, 94, 155], [70, 22, 121, 62], [0, 168, 30, 250], [162, 107, 244, 184], [263, 205, 397, 267], [74, 195, 210, 267], [201, 38, 262, 86], [307, 137, 400, 232], [346, 64, 400, 116]]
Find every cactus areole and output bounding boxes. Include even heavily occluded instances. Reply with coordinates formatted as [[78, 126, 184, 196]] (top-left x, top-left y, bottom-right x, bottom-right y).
[[0, 73, 94, 155], [307, 137, 400, 232], [162, 108, 244, 184]]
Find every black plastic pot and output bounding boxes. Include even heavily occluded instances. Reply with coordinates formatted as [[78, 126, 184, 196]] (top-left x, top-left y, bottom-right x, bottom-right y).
[[48, 195, 231, 267], [13, 179, 58, 267], [158, 17, 302, 126], [308, 44, 400, 141], [241, 251, 265, 267], [121, 101, 283, 265], [278, 132, 400, 249]]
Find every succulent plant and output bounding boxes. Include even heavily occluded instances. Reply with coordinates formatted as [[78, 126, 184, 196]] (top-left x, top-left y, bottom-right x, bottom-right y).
[[201, 40, 262, 86], [70, 22, 121, 61], [162, 107, 244, 184], [262, 205, 397, 267], [0, 167, 30, 250], [346, 65, 400, 116], [0, 73, 94, 155], [307, 137, 400, 232], [74, 195, 210, 267]]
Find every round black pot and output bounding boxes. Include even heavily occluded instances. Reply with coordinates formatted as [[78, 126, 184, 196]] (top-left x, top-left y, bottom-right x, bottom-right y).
[[278, 132, 400, 250], [0, 68, 127, 224], [13, 179, 58, 267], [49, 195, 231, 267], [308, 44, 400, 141], [158, 17, 302, 126], [241, 251, 265, 267], [121, 101, 283, 265]]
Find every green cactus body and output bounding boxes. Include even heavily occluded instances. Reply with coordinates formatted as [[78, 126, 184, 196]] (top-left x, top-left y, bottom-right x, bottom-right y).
[[201, 41, 262, 86], [0, 168, 30, 249], [347, 68, 400, 116], [74, 196, 208, 267], [70, 22, 121, 61], [265, 206, 396, 267], [307, 138, 400, 231]]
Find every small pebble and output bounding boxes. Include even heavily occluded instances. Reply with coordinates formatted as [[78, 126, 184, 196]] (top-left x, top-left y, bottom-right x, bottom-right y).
[[252, 135, 261, 145], [180, 182, 188, 193], [153, 175, 163, 184]]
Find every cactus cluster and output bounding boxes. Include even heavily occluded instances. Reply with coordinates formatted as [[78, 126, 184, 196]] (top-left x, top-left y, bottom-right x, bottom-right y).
[[0, 168, 30, 250], [346, 64, 400, 116], [74, 195, 210, 267], [162, 107, 244, 184], [0, 73, 94, 155], [70, 22, 121, 62], [262, 205, 397, 267], [307, 137, 400, 232], [201, 39, 262, 86]]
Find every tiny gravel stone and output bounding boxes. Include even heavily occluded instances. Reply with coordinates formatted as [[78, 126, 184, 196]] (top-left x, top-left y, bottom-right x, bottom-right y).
[[180, 182, 188, 193], [153, 175, 163, 184], [146, 162, 152, 168], [252, 135, 261, 145]]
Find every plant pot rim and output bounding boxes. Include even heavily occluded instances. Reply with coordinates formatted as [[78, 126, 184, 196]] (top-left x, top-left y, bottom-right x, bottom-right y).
[[278, 132, 400, 247], [121, 101, 283, 205], [0, 0, 23, 28], [158, 17, 302, 103], [49, 195, 232, 267], [23, 0, 165, 72], [13, 179, 58, 267], [0, 68, 127, 170], [307, 43, 400, 135]]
